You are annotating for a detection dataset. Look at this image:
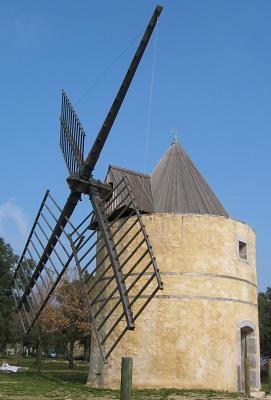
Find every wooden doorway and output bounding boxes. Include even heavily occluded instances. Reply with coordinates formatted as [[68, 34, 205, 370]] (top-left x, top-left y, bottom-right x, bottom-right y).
[[240, 326, 255, 392]]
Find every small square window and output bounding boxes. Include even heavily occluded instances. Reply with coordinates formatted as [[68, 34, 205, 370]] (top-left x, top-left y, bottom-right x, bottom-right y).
[[239, 241, 248, 261]]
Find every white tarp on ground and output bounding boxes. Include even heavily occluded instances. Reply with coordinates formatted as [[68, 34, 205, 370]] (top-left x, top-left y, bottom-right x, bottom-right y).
[[0, 363, 20, 373]]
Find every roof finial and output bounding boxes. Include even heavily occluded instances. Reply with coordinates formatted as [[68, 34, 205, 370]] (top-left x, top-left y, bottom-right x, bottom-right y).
[[171, 128, 179, 144]]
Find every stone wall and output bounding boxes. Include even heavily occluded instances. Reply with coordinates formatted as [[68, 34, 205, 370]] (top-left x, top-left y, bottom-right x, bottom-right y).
[[87, 214, 259, 392]]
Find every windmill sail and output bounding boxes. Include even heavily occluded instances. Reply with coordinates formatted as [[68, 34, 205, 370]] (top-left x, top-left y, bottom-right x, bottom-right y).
[[11, 191, 76, 335], [60, 91, 85, 175], [12, 178, 163, 360], [21, 6, 163, 282], [69, 176, 163, 360], [11, 5, 164, 361]]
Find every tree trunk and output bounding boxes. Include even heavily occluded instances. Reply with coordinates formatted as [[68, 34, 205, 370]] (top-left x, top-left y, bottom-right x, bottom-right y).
[[36, 335, 42, 374], [83, 336, 91, 361], [67, 340, 75, 369], [17, 339, 23, 366]]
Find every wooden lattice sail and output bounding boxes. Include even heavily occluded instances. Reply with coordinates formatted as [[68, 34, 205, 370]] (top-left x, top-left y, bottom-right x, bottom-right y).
[[11, 5, 163, 361]]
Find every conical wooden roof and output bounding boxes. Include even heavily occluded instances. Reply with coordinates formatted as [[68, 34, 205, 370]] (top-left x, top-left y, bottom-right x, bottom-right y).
[[150, 142, 228, 216], [105, 141, 228, 217]]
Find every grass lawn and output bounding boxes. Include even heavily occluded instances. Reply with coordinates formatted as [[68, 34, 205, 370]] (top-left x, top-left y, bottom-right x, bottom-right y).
[[0, 356, 116, 400], [0, 356, 259, 400]]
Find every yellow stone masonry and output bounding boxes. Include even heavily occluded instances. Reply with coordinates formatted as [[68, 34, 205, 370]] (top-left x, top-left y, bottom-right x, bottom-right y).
[[87, 214, 259, 392]]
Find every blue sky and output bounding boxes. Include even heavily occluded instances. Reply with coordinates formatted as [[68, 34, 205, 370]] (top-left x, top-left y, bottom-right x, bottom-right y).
[[0, 0, 270, 291]]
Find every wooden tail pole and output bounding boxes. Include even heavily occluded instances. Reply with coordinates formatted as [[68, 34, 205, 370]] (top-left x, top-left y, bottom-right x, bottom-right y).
[[268, 359, 271, 394], [244, 355, 250, 396], [120, 357, 133, 400]]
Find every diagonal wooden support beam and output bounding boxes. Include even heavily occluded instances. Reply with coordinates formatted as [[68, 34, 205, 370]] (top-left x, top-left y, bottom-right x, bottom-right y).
[[90, 193, 135, 330]]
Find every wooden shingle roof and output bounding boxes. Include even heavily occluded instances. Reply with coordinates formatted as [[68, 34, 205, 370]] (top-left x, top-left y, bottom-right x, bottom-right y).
[[150, 142, 228, 217], [105, 165, 154, 213], [105, 142, 228, 217]]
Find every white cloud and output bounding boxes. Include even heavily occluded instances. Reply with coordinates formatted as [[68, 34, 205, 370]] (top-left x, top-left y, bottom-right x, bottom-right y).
[[0, 199, 28, 253]]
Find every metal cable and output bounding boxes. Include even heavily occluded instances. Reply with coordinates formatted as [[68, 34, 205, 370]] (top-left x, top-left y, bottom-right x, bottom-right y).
[[140, 21, 158, 211]]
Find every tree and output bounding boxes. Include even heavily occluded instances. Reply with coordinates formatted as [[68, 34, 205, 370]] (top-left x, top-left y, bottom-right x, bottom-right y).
[[0, 237, 18, 352], [258, 287, 271, 357], [40, 277, 91, 368], [54, 279, 91, 368]]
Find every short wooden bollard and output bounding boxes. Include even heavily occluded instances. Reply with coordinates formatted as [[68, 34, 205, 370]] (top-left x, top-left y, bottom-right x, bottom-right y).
[[120, 357, 133, 400], [244, 356, 250, 396], [268, 359, 271, 394]]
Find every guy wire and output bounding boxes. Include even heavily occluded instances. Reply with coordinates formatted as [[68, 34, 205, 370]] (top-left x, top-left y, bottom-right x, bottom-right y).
[[140, 21, 159, 211]]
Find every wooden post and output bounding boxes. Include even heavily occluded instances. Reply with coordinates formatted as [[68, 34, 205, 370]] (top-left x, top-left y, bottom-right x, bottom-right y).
[[36, 335, 42, 374], [244, 355, 250, 396], [268, 359, 271, 394], [120, 357, 133, 400]]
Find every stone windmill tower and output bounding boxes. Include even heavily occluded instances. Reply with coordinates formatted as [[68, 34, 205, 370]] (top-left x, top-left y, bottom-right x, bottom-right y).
[[88, 138, 260, 393]]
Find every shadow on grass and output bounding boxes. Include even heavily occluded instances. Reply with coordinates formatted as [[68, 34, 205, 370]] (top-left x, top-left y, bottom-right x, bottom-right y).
[[41, 370, 88, 384]]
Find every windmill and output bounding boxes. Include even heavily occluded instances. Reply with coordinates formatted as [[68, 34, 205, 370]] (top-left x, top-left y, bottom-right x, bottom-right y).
[[11, 6, 163, 362]]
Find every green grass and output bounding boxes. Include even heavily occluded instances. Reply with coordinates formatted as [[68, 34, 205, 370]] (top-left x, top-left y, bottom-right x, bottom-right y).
[[0, 356, 254, 400], [261, 382, 270, 395], [0, 356, 117, 399], [132, 388, 243, 399]]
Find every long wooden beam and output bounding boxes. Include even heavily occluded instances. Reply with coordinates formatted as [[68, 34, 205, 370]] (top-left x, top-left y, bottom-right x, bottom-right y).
[[81, 5, 163, 179], [15, 5, 163, 312]]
